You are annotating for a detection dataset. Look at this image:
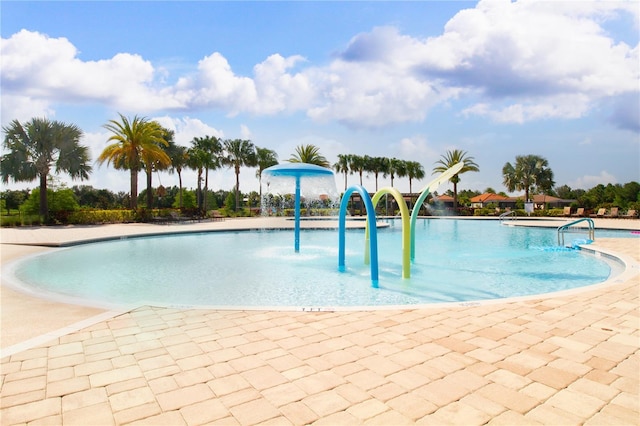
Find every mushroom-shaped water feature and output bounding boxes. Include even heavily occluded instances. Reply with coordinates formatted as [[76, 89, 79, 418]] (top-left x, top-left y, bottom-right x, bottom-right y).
[[262, 163, 336, 252]]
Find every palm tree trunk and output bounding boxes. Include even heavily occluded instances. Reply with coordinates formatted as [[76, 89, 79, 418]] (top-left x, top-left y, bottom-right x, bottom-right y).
[[39, 174, 48, 220], [196, 169, 202, 211], [178, 172, 183, 208], [409, 178, 413, 210], [258, 175, 263, 214], [130, 169, 138, 209], [146, 167, 153, 208], [235, 166, 241, 211], [204, 168, 209, 214], [453, 182, 458, 213]]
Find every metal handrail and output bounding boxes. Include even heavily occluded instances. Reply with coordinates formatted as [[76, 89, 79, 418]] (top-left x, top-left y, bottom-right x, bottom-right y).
[[557, 218, 595, 246], [499, 210, 517, 221]]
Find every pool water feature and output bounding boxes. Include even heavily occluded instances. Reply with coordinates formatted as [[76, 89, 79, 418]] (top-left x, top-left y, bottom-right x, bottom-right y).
[[262, 163, 338, 253], [8, 220, 618, 309], [338, 162, 464, 284]]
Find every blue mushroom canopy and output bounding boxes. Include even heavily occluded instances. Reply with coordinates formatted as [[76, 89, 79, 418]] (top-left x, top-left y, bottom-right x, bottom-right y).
[[263, 163, 334, 177]]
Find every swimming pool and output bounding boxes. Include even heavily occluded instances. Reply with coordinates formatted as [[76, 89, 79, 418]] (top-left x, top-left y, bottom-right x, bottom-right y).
[[6, 219, 622, 309]]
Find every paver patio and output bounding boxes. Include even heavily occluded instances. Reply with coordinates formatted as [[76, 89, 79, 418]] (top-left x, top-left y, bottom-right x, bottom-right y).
[[1, 219, 638, 425]]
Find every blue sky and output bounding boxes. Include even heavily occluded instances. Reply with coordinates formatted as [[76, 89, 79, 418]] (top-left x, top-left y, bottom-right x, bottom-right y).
[[1, 0, 639, 196]]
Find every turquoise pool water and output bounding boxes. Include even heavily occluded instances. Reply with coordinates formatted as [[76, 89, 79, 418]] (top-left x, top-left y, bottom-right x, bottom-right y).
[[9, 219, 620, 309]]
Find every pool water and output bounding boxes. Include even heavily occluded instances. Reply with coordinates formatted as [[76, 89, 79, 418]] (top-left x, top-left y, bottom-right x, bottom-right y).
[[10, 220, 618, 309]]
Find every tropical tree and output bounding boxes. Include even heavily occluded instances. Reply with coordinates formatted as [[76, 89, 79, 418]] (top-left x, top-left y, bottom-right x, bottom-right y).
[[333, 154, 352, 190], [198, 136, 222, 211], [0, 189, 28, 214], [433, 149, 479, 211], [187, 144, 206, 211], [387, 158, 407, 187], [223, 139, 257, 210], [366, 156, 389, 191], [349, 155, 367, 186], [255, 146, 279, 201], [1, 117, 91, 219], [405, 161, 425, 194], [288, 144, 330, 167], [98, 114, 166, 209], [140, 124, 171, 208], [502, 154, 555, 202], [188, 136, 222, 212], [166, 141, 189, 208]]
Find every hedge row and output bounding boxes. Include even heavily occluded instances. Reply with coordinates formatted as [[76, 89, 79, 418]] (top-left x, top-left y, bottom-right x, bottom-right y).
[[66, 209, 137, 224]]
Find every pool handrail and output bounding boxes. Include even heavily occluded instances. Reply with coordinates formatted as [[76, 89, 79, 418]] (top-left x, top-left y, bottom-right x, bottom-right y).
[[557, 217, 595, 246], [499, 210, 517, 221]]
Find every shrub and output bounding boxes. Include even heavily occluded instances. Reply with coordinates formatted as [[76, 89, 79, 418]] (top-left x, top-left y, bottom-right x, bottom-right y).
[[22, 188, 79, 215], [0, 213, 44, 227], [67, 209, 136, 224]]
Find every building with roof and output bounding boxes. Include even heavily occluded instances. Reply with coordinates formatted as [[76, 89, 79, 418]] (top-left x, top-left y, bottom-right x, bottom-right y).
[[470, 193, 512, 208]]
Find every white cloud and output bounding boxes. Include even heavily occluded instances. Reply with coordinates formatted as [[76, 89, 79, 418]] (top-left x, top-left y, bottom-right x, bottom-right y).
[[396, 135, 438, 160], [462, 94, 592, 123], [172, 52, 257, 114], [0, 30, 178, 112], [239, 125, 252, 140], [0, 94, 54, 127], [426, 0, 639, 123], [1, 0, 637, 130], [253, 54, 313, 113], [569, 171, 618, 189], [152, 116, 224, 146]]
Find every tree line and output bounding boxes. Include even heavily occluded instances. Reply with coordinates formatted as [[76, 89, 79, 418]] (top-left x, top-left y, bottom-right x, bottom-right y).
[[2, 116, 638, 222], [1, 115, 281, 220]]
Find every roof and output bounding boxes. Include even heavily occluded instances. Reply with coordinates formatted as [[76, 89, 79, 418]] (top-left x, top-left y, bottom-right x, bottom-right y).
[[469, 193, 510, 203], [513, 194, 575, 203]]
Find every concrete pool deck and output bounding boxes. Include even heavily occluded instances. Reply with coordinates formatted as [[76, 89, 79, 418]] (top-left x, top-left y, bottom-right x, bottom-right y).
[[1, 217, 638, 424]]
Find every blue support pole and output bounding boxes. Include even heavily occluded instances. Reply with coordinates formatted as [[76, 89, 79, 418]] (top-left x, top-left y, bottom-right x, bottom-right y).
[[338, 185, 379, 286], [294, 175, 301, 253]]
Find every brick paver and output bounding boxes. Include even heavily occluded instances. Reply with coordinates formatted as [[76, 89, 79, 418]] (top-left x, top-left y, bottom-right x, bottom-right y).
[[1, 228, 639, 425]]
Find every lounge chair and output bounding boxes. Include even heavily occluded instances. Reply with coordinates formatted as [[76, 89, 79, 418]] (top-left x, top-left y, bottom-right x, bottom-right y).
[[562, 206, 572, 217], [210, 210, 225, 221], [590, 208, 606, 218], [170, 211, 193, 222], [571, 207, 585, 217], [604, 207, 619, 218], [622, 209, 637, 219]]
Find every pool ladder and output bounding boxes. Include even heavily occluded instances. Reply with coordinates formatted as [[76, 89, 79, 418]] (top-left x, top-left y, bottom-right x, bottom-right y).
[[499, 210, 517, 221], [557, 218, 595, 246]]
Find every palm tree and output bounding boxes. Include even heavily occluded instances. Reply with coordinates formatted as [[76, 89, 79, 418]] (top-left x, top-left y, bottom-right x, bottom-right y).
[[387, 158, 407, 187], [333, 154, 352, 190], [366, 156, 389, 191], [140, 123, 171, 208], [1, 117, 91, 219], [223, 139, 257, 210], [405, 161, 425, 194], [502, 154, 555, 202], [198, 136, 223, 212], [189, 136, 222, 212], [166, 141, 189, 208], [255, 146, 279, 201], [405, 161, 425, 210], [433, 149, 479, 211], [349, 155, 367, 186], [98, 114, 166, 209], [288, 144, 330, 167], [187, 144, 206, 211]]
